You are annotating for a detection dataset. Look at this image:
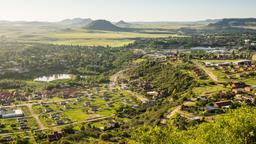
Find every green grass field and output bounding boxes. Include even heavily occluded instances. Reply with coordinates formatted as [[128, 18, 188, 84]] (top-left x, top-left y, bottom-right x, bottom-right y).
[[193, 84, 228, 96], [1, 25, 181, 47], [63, 109, 88, 121], [22, 30, 176, 47]]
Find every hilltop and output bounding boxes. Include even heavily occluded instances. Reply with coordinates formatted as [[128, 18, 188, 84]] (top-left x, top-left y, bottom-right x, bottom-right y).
[[86, 20, 124, 31], [209, 18, 256, 27], [59, 18, 93, 26], [116, 20, 131, 28]]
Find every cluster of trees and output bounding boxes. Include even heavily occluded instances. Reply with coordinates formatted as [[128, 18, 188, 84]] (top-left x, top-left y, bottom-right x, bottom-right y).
[[0, 79, 26, 89], [0, 42, 136, 79], [128, 60, 197, 97], [125, 33, 256, 50], [131, 106, 256, 144]]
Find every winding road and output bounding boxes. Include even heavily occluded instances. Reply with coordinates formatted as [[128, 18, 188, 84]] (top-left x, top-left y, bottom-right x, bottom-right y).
[[110, 69, 149, 103]]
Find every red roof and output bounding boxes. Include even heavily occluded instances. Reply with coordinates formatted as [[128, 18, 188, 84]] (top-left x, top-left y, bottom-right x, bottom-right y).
[[214, 100, 232, 108]]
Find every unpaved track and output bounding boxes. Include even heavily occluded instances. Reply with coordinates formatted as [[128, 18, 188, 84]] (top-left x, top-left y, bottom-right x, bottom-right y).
[[27, 103, 47, 130], [193, 60, 219, 82], [110, 69, 149, 103]]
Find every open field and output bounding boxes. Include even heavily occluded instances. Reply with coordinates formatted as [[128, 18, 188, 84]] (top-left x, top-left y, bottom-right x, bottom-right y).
[[130, 22, 207, 29], [192, 84, 229, 96], [20, 30, 179, 47], [0, 25, 183, 47]]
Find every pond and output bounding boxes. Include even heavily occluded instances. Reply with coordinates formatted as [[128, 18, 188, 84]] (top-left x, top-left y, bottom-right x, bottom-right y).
[[34, 74, 73, 82]]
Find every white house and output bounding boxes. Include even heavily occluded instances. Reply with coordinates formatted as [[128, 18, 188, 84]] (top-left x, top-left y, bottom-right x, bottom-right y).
[[0, 110, 24, 118]]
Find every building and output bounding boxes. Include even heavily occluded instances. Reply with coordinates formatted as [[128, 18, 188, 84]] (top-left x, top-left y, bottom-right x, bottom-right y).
[[230, 82, 247, 89], [235, 95, 255, 103], [232, 88, 245, 94], [214, 100, 232, 108], [244, 86, 253, 92], [234, 60, 252, 66], [205, 106, 218, 112], [0, 110, 24, 118], [204, 62, 231, 67], [193, 68, 205, 79], [48, 132, 63, 142]]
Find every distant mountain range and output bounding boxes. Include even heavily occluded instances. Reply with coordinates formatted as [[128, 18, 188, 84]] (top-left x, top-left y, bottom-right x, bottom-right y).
[[115, 20, 131, 28], [59, 18, 93, 27], [209, 18, 256, 27], [0, 18, 256, 32]]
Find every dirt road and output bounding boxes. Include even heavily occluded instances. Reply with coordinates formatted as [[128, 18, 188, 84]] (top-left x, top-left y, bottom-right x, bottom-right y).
[[193, 60, 219, 82], [27, 103, 47, 130], [166, 106, 181, 119], [110, 69, 149, 103]]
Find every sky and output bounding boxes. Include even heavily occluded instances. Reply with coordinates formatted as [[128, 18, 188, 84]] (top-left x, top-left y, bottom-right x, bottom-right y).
[[0, 0, 255, 22]]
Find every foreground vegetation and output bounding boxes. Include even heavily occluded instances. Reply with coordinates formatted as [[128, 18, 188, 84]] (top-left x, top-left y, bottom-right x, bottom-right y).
[[132, 106, 256, 144]]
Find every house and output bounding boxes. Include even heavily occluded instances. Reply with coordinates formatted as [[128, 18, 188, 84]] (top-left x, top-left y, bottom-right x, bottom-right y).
[[18, 117, 28, 129], [147, 91, 160, 97], [87, 94, 95, 99], [232, 88, 245, 94], [20, 124, 28, 130], [234, 60, 252, 66], [84, 102, 91, 107], [106, 103, 114, 107], [1, 135, 12, 143], [218, 62, 232, 67], [235, 95, 255, 103], [132, 104, 140, 109], [189, 116, 203, 121], [193, 68, 205, 79], [0, 92, 14, 105], [205, 106, 219, 112], [230, 82, 247, 89], [102, 96, 110, 101], [56, 120, 64, 125], [244, 86, 253, 92], [60, 101, 66, 105], [214, 100, 232, 108], [197, 96, 207, 102], [100, 122, 119, 131], [90, 106, 98, 112], [31, 94, 42, 100], [147, 91, 158, 96], [44, 107, 53, 113], [0, 109, 24, 118], [147, 91, 162, 98], [48, 132, 63, 142], [119, 94, 124, 97], [51, 113, 60, 120], [204, 62, 215, 67], [76, 97, 81, 102]]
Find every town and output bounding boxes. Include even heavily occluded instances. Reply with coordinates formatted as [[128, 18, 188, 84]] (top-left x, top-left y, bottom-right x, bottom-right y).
[[0, 1, 256, 142]]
